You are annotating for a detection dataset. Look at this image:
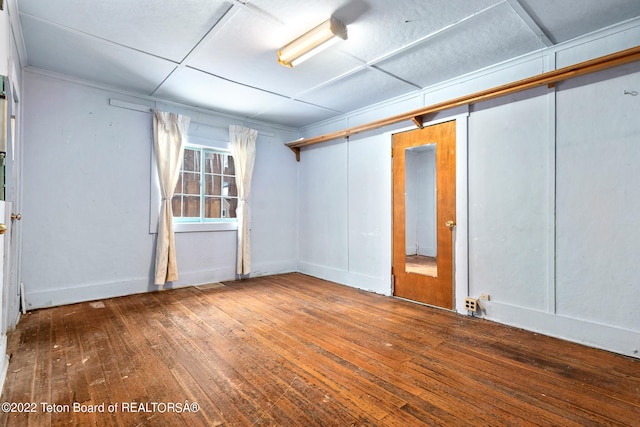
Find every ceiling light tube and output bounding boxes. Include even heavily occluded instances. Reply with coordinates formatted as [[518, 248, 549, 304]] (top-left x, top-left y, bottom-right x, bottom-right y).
[[278, 17, 347, 67]]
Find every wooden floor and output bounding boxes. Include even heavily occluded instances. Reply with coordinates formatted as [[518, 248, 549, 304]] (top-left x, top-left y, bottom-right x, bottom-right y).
[[1, 273, 639, 426]]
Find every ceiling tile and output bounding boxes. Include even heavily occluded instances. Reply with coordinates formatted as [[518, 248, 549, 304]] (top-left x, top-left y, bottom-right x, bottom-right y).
[[153, 67, 290, 119], [20, 15, 177, 94], [187, 6, 364, 97], [252, 99, 342, 128], [18, 0, 233, 62], [14, 0, 639, 130], [519, 0, 640, 43], [336, 0, 502, 63], [298, 67, 419, 113], [375, 2, 547, 88]]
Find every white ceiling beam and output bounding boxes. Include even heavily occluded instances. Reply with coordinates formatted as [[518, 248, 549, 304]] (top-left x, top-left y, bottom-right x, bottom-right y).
[[506, 0, 554, 46], [150, 3, 241, 97]]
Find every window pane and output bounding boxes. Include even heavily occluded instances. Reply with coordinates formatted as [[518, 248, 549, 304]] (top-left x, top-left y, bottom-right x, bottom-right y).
[[205, 175, 221, 196], [184, 196, 200, 217], [174, 173, 183, 194], [223, 176, 237, 197], [175, 147, 238, 222], [226, 155, 235, 175], [171, 196, 182, 217], [184, 172, 200, 194], [204, 197, 221, 219], [183, 148, 200, 172], [205, 152, 223, 174], [225, 198, 238, 218]]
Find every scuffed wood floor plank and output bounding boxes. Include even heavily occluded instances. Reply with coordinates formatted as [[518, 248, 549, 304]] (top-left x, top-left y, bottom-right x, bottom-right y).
[[1, 273, 638, 426]]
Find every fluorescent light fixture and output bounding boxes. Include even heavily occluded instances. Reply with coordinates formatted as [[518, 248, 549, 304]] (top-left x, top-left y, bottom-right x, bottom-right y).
[[278, 17, 348, 67]]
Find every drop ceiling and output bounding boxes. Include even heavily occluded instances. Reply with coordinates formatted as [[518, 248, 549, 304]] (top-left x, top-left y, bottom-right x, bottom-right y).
[[14, 0, 640, 128]]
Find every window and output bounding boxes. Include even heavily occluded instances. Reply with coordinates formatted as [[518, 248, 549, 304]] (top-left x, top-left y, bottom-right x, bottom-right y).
[[172, 146, 238, 223]]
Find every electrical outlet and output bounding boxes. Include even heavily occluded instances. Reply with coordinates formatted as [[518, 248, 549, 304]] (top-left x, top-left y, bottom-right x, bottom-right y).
[[480, 293, 490, 301], [464, 297, 478, 312]]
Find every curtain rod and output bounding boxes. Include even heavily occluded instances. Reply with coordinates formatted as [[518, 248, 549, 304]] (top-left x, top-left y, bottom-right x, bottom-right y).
[[286, 45, 640, 161]]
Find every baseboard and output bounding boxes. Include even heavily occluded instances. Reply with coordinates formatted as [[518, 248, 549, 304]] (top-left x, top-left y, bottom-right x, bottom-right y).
[[25, 262, 299, 310], [25, 268, 234, 310], [0, 334, 7, 395], [481, 301, 640, 359], [298, 261, 391, 295]]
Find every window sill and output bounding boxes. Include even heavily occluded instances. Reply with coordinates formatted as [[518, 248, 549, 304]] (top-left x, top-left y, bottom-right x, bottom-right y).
[[174, 222, 238, 233]]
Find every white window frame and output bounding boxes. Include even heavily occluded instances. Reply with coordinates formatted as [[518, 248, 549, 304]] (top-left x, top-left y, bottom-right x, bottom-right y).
[[150, 138, 238, 234], [173, 144, 238, 225]]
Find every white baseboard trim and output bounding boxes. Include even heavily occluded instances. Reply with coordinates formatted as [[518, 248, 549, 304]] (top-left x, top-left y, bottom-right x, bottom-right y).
[[25, 262, 299, 310], [0, 334, 8, 396], [25, 267, 234, 310], [481, 301, 640, 359], [298, 261, 391, 296]]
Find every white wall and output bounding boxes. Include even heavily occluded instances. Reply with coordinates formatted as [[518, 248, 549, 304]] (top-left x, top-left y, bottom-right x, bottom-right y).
[[296, 21, 640, 358], [467, 62, 640, 358], [0, 0, 26, 393], [298, 133, 392, 295], [21, 71, 298, 309], [555, 63, 640, 332]]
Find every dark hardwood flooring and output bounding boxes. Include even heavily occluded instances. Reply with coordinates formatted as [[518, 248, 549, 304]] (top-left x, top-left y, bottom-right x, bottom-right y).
[[1, 273, 638, 426]]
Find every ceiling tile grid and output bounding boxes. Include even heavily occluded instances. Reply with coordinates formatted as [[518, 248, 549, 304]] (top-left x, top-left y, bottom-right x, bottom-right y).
[[18, 0, 233, 62], [518, 0, 640, 44], [187, 6, 366, 98], [374, 2, 547, 89], [297, 66, 420, 114], [15, 0, 640, 128], [153, 66, 289, 119], [19, 14, 177, 94]]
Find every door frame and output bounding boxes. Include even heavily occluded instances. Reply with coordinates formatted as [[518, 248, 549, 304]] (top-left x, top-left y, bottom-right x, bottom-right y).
[[389, 112, 469, 313]]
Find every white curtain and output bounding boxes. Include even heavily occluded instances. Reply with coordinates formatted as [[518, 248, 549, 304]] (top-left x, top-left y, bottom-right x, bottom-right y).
[[229, 125, 257, 276], [153, 110, 191, 285]]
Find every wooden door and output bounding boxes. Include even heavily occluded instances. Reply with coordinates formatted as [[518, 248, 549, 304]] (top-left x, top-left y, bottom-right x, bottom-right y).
[[392, 120, 456, 309]]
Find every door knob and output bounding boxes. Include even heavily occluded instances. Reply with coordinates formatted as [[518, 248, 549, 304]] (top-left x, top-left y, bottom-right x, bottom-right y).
[[445, 220, 456, 229], [11, 213, 21, 221], [0, 224, 6, 234]]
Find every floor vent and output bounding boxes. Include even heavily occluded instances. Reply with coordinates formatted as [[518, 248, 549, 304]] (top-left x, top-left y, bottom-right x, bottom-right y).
[[195, 282, 226, 290]]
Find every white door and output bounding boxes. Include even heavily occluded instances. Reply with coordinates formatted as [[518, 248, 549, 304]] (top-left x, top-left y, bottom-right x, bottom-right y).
[[0, 73, 22, 389], [4, 79, 21, 331]]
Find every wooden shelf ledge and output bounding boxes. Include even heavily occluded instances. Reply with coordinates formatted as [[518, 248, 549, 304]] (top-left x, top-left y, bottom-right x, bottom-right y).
[[286, 45, 640, 161]]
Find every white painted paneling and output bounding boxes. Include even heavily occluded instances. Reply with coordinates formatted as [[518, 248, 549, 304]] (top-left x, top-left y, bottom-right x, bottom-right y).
[[555, 62, 640, 331], [21, 71, 298, 309], [0, 7, 9, 76], [346, 134, 391, 294], [250, 131, 299, 276], [468, 87, 550, 311], [297, 141, 349, 277]]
